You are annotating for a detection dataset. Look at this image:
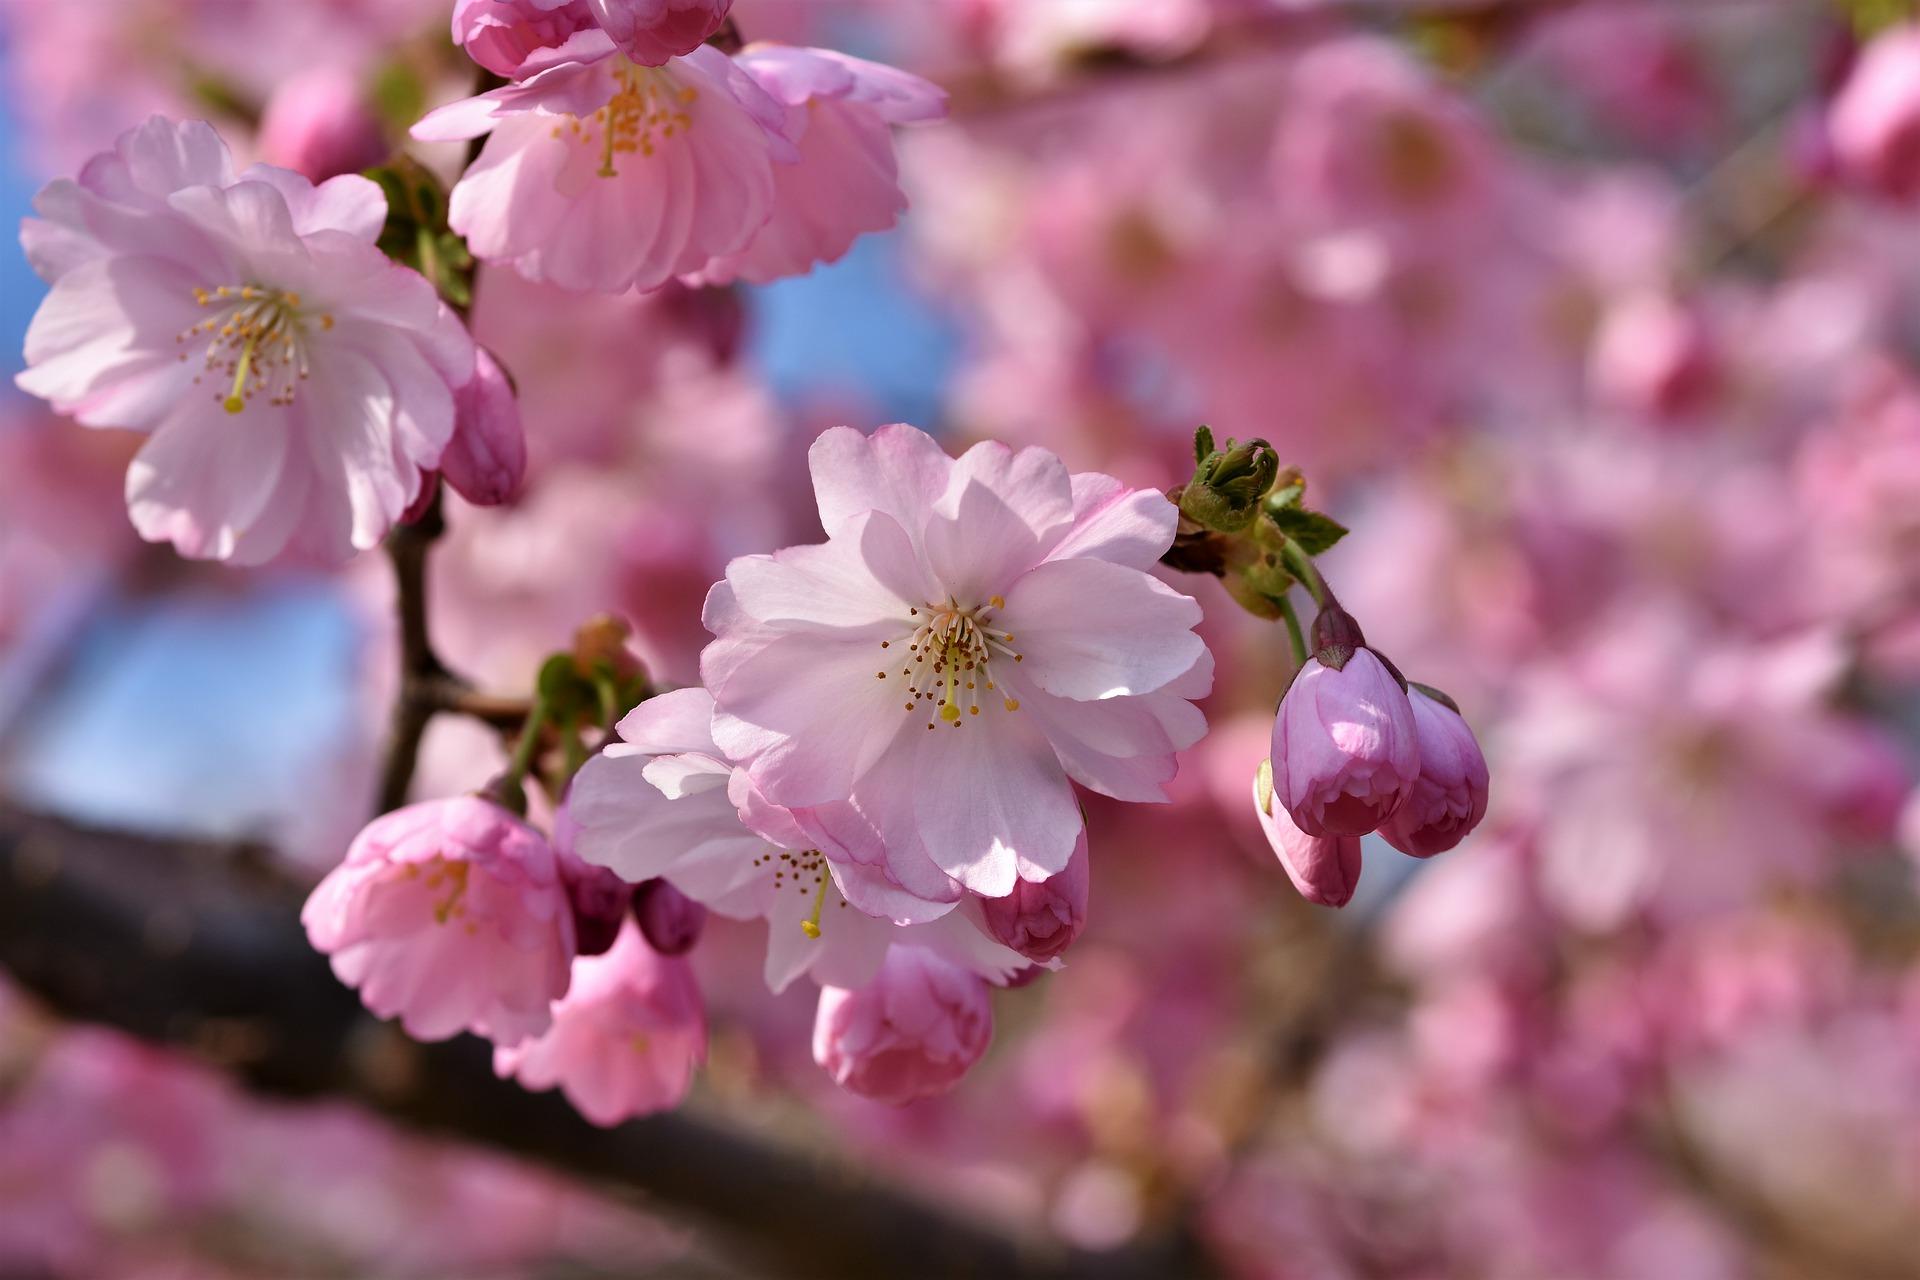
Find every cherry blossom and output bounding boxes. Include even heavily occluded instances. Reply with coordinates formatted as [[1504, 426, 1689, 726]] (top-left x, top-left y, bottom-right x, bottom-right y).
[[494, 920, 706, 1125], [412, 45, 797, 293], [302, 796, 576, 1045], [702, 423, 1211, 898], [17, 116, 477, 565]]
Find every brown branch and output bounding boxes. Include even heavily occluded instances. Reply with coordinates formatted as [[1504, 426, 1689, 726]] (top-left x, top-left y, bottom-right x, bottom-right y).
[[0, 803, 1215, 1280]]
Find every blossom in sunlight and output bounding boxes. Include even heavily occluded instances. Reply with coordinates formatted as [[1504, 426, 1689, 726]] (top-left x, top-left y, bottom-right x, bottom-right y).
[[812, 945, 993, 1105], [452, 0, 615, 80], [1254, 760, 1364, 908], [302, 797, 576, 1045], [702, 423, 1211, 898], [411, 45, 796, 293], [568, 687, 1032, 993], [17, 116, 476, 565], [689, 45, 947, 286], [494, 920, 706, 1125], [1269, 608, 1419, 839], [1380, 686, 1490, 859], [589, 0, 734, 67]]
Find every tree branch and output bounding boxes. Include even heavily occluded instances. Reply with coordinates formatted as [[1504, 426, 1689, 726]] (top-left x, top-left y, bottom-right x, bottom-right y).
[[0, 803, 1213, 1280]]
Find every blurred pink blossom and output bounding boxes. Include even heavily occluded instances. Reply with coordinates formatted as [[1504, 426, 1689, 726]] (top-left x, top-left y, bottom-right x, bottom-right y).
[[495, 920, 707, 1124]]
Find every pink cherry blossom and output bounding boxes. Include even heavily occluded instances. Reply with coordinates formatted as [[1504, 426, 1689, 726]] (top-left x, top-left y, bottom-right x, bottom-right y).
[[1380, 686, 1490, 859], [702, 423, 1211, 898], [1270, 645, 1419, 839], [494, 920, 706, 1125], [812, 945, 994, 1105], [1253, 761, 1364, 908], [441, 348, 528, 508], [411, 45, 796, 294], [301, 796, 576, 1045], [689, 45, 947, 286], [452, 0, 615, 81], [979, 829, 1089, 962], [257, 67, 389, 183], [588, 0, 733, 67], [17, 116, 476, 565], [568, 686, 1033, 993], [1829, 24, 1920, 203]]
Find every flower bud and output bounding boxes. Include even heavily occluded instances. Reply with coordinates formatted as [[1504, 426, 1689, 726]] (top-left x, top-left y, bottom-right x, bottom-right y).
[[564, 858, 632, 958], [1180, 429, 1279, 533], [1271, 609, 1419, 837], [1380, 685, 1490, 858], [813, 946, 993, 1105], [453, 0, 610, 80], [494, 919, 706, 1125], [634, 878, 708, 956], [257, 69, 388, 183], [1254, 759, 1363, 907], [300, 796, 576, 1045], [587, 0, 733, 66], [979, 832, 1089, 964], [441, 349, 527, 508], [1829, 24, 1920, 202]]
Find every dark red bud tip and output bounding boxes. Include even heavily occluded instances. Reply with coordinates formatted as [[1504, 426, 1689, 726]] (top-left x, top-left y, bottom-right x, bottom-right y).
[[566, 861, 633, 958], [634, 879, 707, 956], [1309, 605, 1366, 670]]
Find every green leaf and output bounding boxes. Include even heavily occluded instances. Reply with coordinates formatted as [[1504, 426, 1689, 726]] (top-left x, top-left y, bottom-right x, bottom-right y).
[[1269, 507, 1349, 556], [1193, 425, 1216, 466]]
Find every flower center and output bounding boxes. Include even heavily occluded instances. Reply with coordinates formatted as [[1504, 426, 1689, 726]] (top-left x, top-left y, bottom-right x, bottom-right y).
[[878, 597, 1025, 730], [559, 61, 697, 178], [180, 284, 329, 415], [750, 848, 847, 938]]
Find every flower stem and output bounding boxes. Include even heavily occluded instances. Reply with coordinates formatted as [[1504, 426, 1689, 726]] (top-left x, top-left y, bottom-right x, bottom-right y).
[[504, 689, 553, 794], [1279, 538, 1334, 610], [1279, 595, 1308, 668]]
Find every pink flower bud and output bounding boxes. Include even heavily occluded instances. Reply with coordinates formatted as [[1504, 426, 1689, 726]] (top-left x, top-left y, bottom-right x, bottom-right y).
[[564, 857, 631, 958], [587, 0, 732, 66], [495, 920, 706, 1125], [453, 0, 613, 80], [1254, 760, 1364, 907], [634, 878, 707, 956], [301, 797, 576, 1045], [257, 69, 388, 183], [1830, 25, 1920, 202], [441, 349, 527, 508], [1271, 631, 1420, 838], [812, 946, 994, 1105], [979, 832, 1089, 963], [1380, 686, 1490, 859]]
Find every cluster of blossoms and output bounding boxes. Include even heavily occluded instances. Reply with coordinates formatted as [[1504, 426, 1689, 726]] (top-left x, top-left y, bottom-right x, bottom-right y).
[[304, 421, 1227, 1109], [18, 2, 1920, 1277]]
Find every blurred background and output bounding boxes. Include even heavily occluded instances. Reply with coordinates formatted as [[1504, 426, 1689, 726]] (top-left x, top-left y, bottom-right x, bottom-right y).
[[5, 1, 1920, 1277]]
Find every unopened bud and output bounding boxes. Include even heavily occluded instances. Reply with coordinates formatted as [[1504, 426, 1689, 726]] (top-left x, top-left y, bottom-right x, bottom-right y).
[[634, 878, 707, 956], [1181, 430, 1279, 533], [441, 348, 526, 508]]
